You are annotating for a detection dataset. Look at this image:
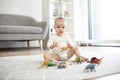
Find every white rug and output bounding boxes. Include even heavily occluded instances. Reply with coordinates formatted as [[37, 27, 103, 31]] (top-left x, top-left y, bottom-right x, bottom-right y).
[[0, 47, 120, 80]]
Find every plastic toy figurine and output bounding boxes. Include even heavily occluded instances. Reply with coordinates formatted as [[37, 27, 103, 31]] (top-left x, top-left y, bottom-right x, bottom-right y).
[[40, 59, 48, 69], [84, 63, 96, 72], [47, 62, 56, 66], [57, 61, 67, 69], [72, 57, 82, 64], [61, 44, 71, 52], [87, 57, 103, 65], [40, 59, 56, 69], [84, 57, 103, 72], [72, 57, 88, 64]]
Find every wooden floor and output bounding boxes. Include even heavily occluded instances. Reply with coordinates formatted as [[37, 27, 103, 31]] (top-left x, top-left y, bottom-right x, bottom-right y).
[[0, 47, 48, 57]]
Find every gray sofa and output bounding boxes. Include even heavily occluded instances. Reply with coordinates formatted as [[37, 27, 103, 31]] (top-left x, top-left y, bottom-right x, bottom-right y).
[[0, 13, 48, 50]]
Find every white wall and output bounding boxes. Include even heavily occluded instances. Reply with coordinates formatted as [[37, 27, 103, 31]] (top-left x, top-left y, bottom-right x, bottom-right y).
[[0, 0, 42, 21], [0, 0, 42, 48], [79, 0, 89, 41]]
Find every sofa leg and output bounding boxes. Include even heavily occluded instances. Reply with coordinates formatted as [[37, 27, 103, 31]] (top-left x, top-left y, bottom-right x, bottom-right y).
[[27, 41, 30, 48], [38, 40, 43, 53]]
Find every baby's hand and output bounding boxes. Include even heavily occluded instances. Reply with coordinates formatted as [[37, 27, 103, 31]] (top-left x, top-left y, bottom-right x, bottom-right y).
[[67, 43, 73, 48], [50, 41, 58, 49], [53, 41, 58, 47]]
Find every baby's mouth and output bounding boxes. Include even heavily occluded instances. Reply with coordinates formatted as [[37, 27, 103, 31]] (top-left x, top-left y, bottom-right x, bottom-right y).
[[59, 31, 63, 33]]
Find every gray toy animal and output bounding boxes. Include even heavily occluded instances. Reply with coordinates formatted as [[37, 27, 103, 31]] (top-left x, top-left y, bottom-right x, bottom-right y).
[[84, 63, 96, 72], [57, 61, 67, 69]]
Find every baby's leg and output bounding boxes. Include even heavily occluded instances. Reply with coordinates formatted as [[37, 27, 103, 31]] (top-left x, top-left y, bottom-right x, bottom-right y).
[[44, 53, 60, 62], [67, 47, 79, 59], [74, 47, 88, 60], [67, 46, 88, 60]]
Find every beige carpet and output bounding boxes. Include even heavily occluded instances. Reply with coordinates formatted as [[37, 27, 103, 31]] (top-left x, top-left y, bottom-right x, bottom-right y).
[[0, 47, 120, 80]]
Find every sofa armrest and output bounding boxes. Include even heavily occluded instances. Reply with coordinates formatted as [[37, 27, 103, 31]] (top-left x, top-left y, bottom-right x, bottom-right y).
[[36, 22, 49, 40]]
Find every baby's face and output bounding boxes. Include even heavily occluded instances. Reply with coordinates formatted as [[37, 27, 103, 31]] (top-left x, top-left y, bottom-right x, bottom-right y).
[[54, 21, 66, 36]]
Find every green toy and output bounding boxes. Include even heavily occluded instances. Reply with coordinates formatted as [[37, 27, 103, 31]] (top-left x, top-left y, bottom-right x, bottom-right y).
[[47, 62, 56, 66], [77, 57, 82, 64], [72, 57, 83, 64], [40, 59, 57, 69]]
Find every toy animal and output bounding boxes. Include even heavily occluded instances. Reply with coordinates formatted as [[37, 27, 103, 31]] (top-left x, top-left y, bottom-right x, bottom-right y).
[[40, 59, 48, 69], [72, 57, 82, 64], [57, 61, 67, 69], [84, 57, 103, 72], [40, 59, 56, 69], [61, 44, 71, 52], [72, 57, 88, 64], [84, 63, 96, 72], [87, 57, 103, 65]]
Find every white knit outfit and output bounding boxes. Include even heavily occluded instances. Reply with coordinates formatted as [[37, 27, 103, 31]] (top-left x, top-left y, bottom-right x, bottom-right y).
[[47, 34, 74, 60]]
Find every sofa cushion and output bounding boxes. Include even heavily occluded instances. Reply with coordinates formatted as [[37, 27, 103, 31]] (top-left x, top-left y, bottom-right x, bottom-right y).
[[0, 14, 36, 26], [0, 25, 42, 34]]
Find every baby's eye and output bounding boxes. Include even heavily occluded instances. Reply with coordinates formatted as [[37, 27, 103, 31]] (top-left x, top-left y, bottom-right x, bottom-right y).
[[57, 26, 60, 28], [62, 26, 65, 29]]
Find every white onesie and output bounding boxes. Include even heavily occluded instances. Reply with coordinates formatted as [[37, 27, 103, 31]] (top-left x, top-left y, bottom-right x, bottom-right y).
[[47, 34, 74, 60]]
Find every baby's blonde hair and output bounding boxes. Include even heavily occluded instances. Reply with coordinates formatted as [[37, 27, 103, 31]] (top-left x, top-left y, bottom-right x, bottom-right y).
[[55, 17, 65, 26]]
